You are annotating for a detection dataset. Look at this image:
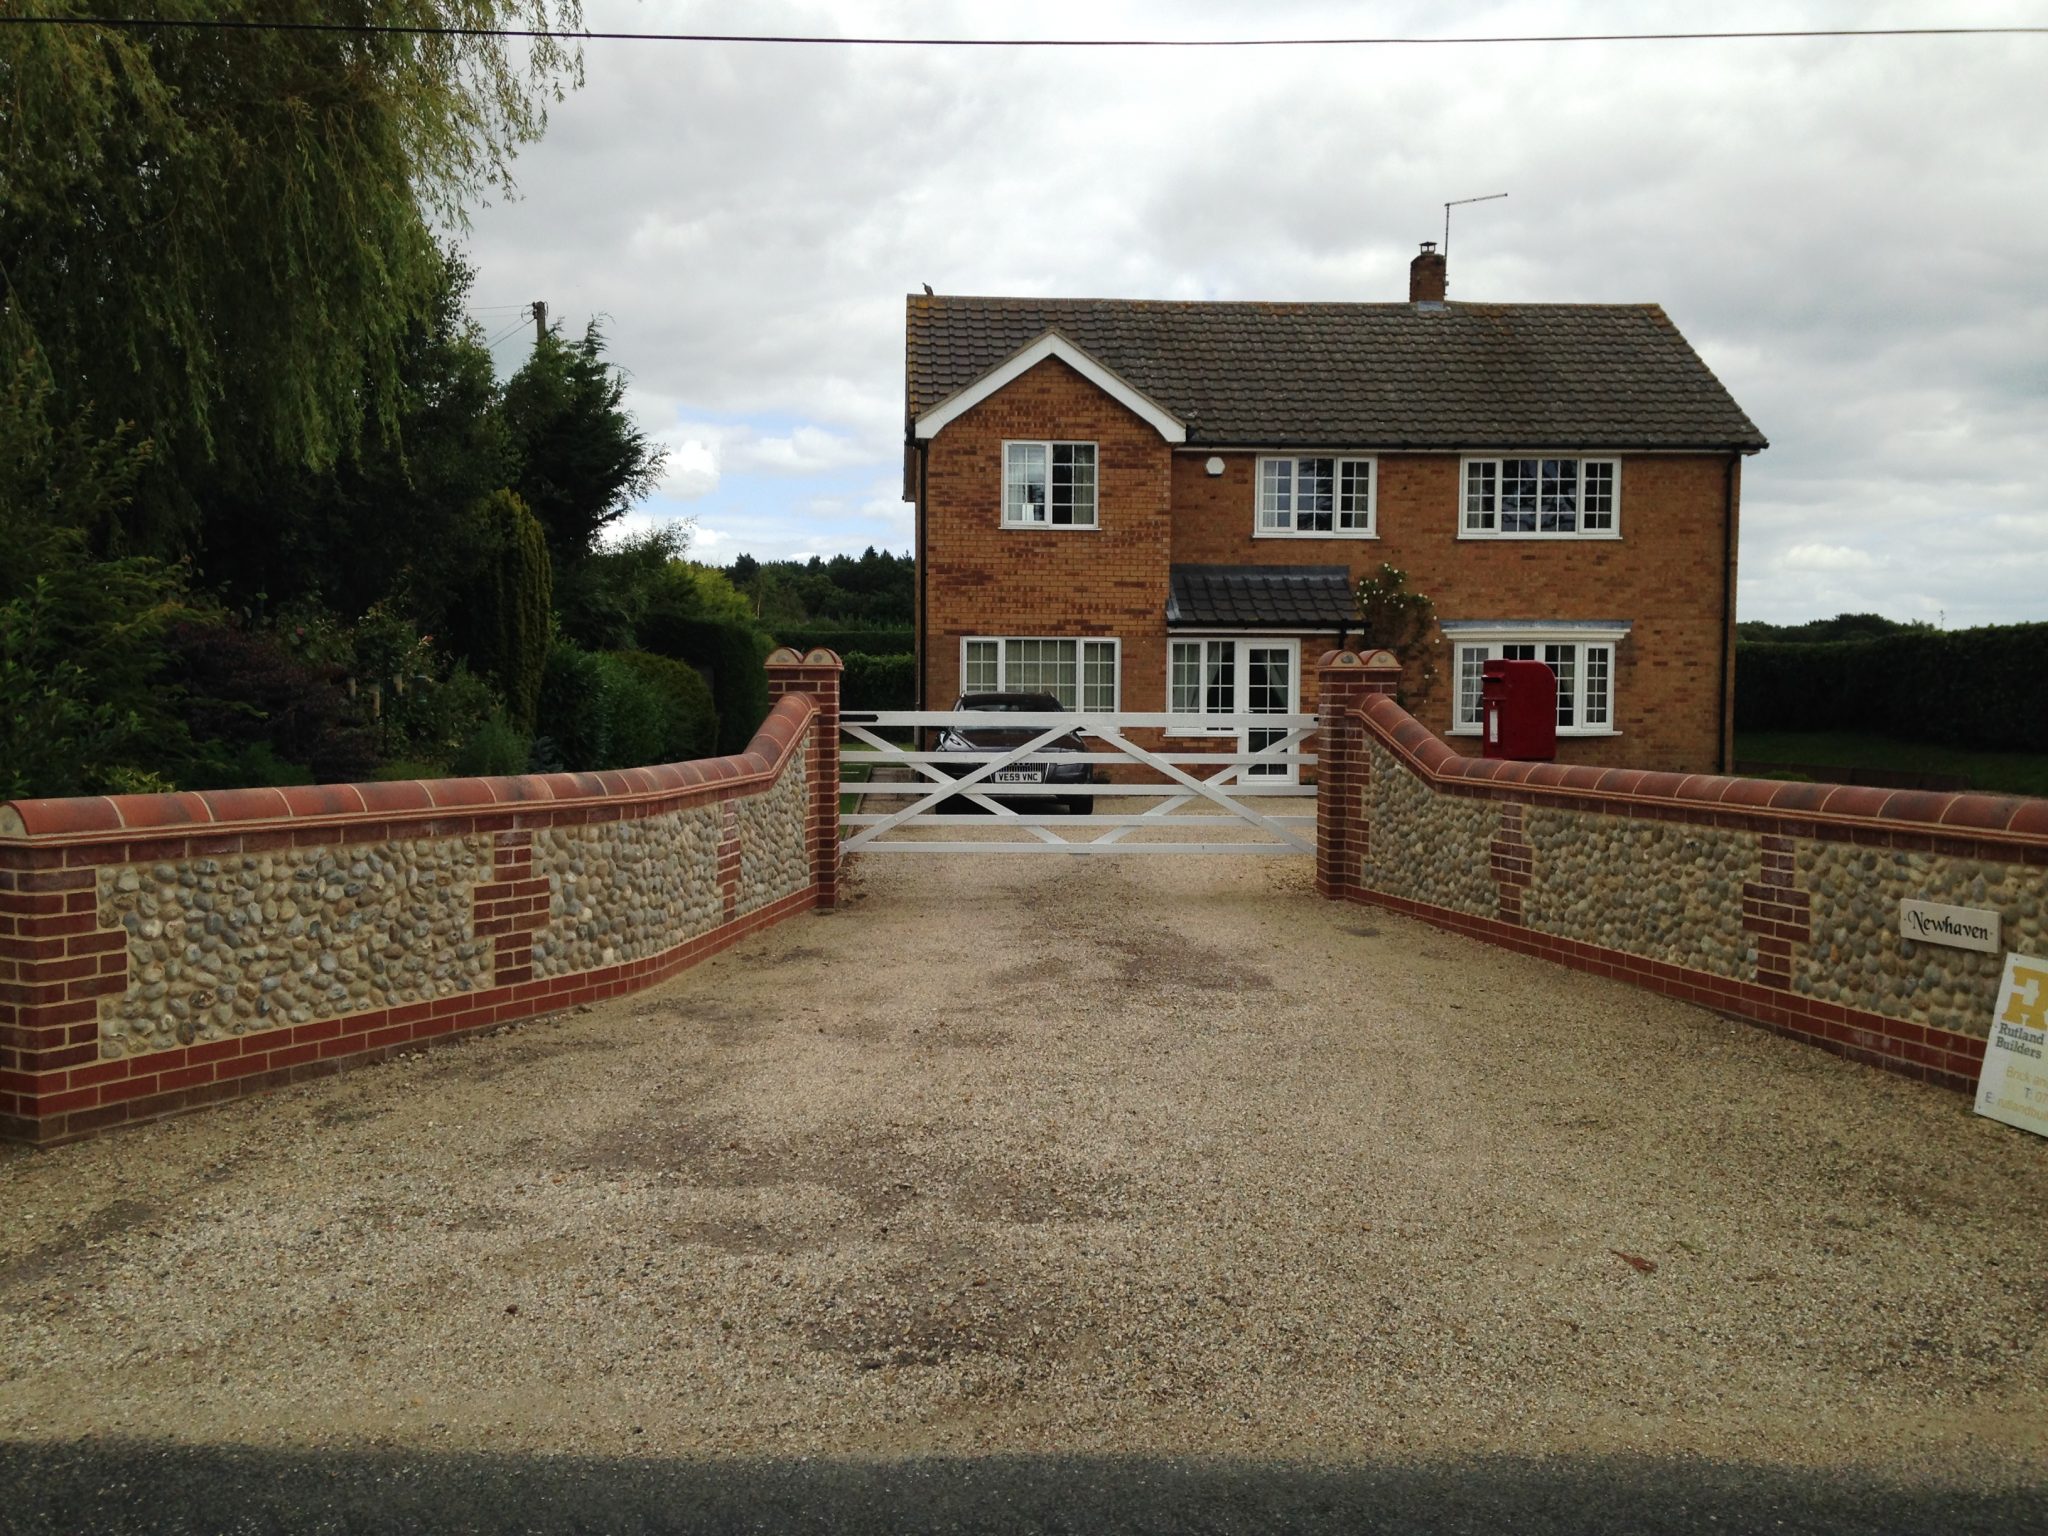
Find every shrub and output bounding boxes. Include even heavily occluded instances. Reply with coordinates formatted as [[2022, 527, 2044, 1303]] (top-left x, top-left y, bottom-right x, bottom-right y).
[[0, 563, 187, 798], [840, 651, 915, 710], [535, 640, 613, 770], [607, 650, 717, 763], [457, 488, 553, 731], [451, 711, 532, 777], [533, 642, 714, 771], [638, 615, 770, 755], [166, 616, 377, 786]]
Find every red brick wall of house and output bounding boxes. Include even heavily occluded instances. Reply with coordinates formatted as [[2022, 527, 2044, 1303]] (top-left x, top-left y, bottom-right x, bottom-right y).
[[919, 364, 1740, 775], [1165, 451, 1736, 772], [920, 356, 1174, 711]]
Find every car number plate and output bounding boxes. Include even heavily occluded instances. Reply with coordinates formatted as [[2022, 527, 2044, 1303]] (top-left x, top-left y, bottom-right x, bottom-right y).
[[991, 769, 1043, 783]]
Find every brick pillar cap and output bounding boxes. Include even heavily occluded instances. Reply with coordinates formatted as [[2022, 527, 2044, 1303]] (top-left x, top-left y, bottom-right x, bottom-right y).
[[765, 647, 844, 669], [1317, 648, 1401, 673]]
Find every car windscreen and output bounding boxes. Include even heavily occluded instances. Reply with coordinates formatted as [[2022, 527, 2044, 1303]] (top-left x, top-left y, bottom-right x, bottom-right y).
[[956, 696, 1063, 713]]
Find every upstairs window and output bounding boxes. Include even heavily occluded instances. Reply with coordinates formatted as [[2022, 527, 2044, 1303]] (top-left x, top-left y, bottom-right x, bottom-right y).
[[1462, 456, 1620, 537], [1003, 441, 1098, 527], [1257, 456, 1375, 536]]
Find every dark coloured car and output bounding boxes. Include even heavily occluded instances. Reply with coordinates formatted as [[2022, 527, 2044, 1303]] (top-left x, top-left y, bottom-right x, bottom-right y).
[[936, 692, 1096, 815]]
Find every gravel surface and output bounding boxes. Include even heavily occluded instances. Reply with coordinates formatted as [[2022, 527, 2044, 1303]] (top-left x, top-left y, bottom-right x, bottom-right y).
[[3, 853, 2044, 1492]]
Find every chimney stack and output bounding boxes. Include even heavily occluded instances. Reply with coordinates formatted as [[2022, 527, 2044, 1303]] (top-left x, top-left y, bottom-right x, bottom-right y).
[[1409, 240, 1446, 304]]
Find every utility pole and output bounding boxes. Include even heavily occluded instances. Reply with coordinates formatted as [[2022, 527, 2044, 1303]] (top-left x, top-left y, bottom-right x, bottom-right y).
[[531, 300, 547, 346]]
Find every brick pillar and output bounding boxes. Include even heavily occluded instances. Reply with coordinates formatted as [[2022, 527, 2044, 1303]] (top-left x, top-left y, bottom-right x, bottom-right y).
[[0, 857, 128, 1140], [1314, 648, 1403, 901], [765, 647, 843, 912]]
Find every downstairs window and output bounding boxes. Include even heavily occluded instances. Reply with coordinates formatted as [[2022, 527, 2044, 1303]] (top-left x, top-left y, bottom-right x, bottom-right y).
[[961, 637, 1118, 710]]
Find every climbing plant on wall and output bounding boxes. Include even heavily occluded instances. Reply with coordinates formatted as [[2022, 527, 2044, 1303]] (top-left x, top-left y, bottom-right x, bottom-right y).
[[1355, 563, 1440, 708]]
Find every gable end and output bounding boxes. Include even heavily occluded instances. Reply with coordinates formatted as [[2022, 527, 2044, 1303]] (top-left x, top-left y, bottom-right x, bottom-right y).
[[912, 332, 1188, 444]]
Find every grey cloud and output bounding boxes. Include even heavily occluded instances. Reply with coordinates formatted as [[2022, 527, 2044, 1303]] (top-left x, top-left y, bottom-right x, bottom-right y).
[[463, 0, 2048, 622]]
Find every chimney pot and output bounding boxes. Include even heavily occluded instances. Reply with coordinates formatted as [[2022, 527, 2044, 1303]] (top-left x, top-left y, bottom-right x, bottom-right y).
[[1409, 240, 1447, 304]]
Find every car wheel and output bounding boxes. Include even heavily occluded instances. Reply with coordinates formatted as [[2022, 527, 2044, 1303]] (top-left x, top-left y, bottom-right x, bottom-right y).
[[1067, 796, 1093, 816]]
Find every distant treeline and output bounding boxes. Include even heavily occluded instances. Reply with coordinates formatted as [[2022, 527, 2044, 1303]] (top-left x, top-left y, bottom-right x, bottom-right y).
[[724, 550, 917, 709], [727, 550, 912, 631]]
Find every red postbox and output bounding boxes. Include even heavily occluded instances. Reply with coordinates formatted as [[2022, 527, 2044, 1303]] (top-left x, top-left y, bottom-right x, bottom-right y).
[[1481, 659, 1558, 761]]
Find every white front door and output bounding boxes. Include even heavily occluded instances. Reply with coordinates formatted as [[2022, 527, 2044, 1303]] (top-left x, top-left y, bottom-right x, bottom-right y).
[[1243, 643, 1296, 780], [1168, 636, 1301, 784]]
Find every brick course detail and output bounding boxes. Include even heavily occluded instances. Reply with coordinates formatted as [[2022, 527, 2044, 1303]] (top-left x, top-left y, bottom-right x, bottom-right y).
[[0, 652, 843, 1146]]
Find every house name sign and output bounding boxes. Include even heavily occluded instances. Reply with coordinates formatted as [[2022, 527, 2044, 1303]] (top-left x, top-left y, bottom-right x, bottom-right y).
[[1898, 899, 2000, 953]]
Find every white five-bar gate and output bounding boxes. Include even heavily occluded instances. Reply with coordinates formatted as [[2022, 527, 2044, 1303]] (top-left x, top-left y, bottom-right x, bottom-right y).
[[840, 710, 1317, 855]]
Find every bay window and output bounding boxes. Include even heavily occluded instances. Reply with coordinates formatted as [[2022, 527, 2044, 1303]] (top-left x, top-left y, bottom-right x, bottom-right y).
[[1445, 624, 1627, 736]]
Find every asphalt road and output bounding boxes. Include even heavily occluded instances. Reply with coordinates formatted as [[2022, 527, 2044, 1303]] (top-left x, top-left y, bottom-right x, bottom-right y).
[[3, 1439, 2041, 1536]]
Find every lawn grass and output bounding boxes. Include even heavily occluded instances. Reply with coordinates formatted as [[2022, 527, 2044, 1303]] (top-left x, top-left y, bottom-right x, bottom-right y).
[[1737, 731, 2048, 799]]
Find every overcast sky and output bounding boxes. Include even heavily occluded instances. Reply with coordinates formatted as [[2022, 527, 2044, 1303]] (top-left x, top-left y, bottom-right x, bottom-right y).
[[459, 0, 2048, 626]]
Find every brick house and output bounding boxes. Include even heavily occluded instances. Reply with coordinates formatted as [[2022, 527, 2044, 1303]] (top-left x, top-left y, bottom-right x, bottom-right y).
[[903, 245, 1767, 774]]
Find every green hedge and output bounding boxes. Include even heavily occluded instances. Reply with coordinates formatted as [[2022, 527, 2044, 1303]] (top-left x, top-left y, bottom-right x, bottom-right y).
[[606, 650, 718, 765], [770, 625, 913, 657], [533, 644, 718, 771], [1735, 623, 2048, 753], [840, 651, 915, 711], [639, 615, 771, 755]]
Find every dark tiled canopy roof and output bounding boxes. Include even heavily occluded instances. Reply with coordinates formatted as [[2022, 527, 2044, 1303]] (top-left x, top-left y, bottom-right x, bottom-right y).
[[1167, 566, 1357, 631], [906, 295, 1767, 451]]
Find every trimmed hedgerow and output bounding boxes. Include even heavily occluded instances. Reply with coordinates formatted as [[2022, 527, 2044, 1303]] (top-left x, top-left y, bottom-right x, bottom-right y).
[[1735, 623, 2048, 753]]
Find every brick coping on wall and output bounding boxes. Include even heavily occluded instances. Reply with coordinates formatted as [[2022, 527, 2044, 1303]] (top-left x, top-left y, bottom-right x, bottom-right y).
[[0, 694, 818, 854], [1352, 691, 2048, 858], [1312, 649, 2048, 1094], [1, 652, 845, 1146]]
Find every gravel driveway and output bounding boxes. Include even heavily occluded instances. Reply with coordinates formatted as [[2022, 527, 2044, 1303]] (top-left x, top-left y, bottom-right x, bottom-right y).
[[3, 853, 2044, 1528]]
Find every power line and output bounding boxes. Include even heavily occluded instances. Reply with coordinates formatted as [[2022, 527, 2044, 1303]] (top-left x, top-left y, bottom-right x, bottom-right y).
[[0, 15, 2042, 47]]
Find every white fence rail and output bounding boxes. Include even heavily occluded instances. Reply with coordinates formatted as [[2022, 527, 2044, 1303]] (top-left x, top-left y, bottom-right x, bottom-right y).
[[840, 710, 1317, 855]]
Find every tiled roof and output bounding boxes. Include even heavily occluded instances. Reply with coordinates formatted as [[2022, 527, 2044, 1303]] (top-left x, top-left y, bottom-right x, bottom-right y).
[[1167, 565, 1357, 630], [906, 295, 1767, 451]]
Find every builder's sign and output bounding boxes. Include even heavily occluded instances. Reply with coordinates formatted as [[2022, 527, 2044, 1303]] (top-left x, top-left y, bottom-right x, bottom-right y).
[[1899, 899, 2001, 953], [1976, 952, 2048, 1138]]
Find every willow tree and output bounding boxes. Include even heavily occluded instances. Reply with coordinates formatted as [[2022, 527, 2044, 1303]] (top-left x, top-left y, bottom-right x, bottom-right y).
[[0, 2, 583, 553]]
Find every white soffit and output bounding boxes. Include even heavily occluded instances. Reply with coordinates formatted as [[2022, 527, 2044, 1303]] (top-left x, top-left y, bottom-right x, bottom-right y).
[[913, 332, 1188, 443]]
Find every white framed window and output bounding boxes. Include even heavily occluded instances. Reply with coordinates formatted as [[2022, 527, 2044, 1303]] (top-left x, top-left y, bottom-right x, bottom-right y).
[[1446, 624, 1627, 737], [1256, 455, 1376, 536], [1002, 441, 1098, 528], [961, 636, 1118, 710], [1460, 456, 1620, 538], [1165, 636, 1301, 780]]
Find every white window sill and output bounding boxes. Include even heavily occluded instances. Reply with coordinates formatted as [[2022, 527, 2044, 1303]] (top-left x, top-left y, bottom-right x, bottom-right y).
[[1447, 727, 1622, 739], [1456, 531, 1622, 542], [1252, 529, 1378, 540], [1000, 520, 1100, 532]]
